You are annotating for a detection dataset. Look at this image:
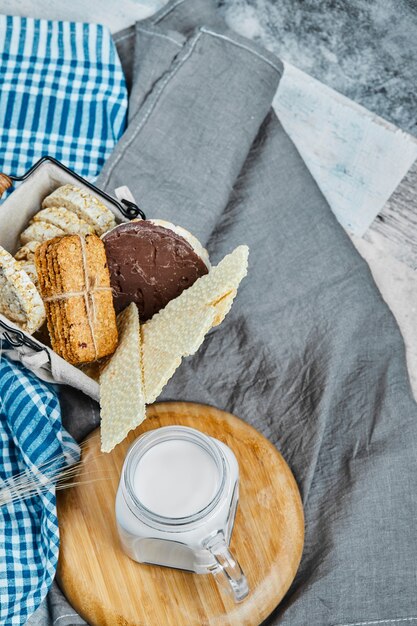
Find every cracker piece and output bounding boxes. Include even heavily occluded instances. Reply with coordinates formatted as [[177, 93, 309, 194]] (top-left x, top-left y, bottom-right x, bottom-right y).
[[15, 241, 40, 263], [18, 262, 38, 286], [20, 222, 65, 245], [0, 246, 45, 334], [42, 184, 116, 236], [100, 303, 146, 453], [142, 307, 215, 404], [32, 207, 94, 236]]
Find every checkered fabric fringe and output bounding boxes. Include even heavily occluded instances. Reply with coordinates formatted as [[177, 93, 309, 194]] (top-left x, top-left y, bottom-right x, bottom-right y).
[[0, 356, 80, 625], [0, 15, 127, 182]]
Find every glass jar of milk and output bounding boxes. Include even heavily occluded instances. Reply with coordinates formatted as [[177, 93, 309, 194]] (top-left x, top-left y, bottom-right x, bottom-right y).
[[115, 425, 249, 602]]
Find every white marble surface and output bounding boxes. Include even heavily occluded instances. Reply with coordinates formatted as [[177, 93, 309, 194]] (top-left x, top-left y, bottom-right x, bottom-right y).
[[222, 0, 417, 137], [0, 0, 416, 396], [274, 64, 417, 236]]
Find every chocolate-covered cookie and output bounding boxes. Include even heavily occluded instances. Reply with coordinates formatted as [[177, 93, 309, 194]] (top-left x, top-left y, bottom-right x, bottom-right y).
[[102, 220, 209, 321]]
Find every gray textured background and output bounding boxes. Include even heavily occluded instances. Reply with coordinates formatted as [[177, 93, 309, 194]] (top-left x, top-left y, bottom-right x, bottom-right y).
[[222, 0, 417, 136]]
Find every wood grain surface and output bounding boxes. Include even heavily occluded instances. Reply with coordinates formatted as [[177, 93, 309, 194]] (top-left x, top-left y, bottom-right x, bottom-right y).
[[367, 159, 417, 270], [57, 402, 304, 626]]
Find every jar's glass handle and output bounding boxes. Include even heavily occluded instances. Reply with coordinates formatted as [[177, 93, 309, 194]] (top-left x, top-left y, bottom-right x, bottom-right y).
[[205, 532, 249, 603]]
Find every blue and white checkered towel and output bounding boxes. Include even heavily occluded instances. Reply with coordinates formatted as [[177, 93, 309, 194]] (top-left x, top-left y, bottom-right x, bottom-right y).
[[0, 14, 126, 624], [0, 15, 127, 181], [0, 355, 79, 626]]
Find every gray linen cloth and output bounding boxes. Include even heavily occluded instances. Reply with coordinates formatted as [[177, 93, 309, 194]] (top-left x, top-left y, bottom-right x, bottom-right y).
[[29, 1, 417, 624]]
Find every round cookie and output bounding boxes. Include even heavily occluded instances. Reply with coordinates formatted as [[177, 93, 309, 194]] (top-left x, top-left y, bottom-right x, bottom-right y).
[[102, 220, 209, 321], [42, 184, 116, 236], [149, 219, 210, 269], [17, 261, 38, 286], [15, 241, 40, 263], [20, 221, 66, 245], [32, 206, 94, 236], [0, 246, 45, 334]]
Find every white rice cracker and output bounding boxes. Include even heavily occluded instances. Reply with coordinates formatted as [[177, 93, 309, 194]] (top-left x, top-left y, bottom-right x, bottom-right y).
[[32, 207, 94, 236], [100, 303, 146, 453], [142, 307, 215, 404], [0, 246, 45, 334], [42, 184, 116, 236], [17, 261, 38, 286], [14, 241, 40, 263], [20, 221, 65, 245]]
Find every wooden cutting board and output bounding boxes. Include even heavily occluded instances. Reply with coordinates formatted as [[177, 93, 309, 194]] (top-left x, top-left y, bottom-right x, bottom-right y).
[[57, 402, 304, 626]]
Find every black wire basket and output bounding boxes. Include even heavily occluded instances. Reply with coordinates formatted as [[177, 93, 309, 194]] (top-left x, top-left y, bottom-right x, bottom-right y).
[[0, 156, 146, 354], [0, 156, 145, 220]]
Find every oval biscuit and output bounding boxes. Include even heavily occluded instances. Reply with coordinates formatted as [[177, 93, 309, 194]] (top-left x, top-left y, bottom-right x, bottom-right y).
[[15, 241, 40, 262], [0, 246, 45, 334], [18, 261, 38, 286], [20, 222, 65, 245], [32, 206, 94, 236], [42, 184, 116, 236]]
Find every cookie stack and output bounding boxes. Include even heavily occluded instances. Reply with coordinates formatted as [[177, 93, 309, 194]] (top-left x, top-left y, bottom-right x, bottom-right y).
[[35, 234, 118, 365], [0, 184, 117, 345]]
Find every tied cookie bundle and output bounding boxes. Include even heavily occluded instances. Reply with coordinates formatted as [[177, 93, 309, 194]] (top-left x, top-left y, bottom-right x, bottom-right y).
[[0, 184, 249, 453], [35, 234, 117, 364]]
